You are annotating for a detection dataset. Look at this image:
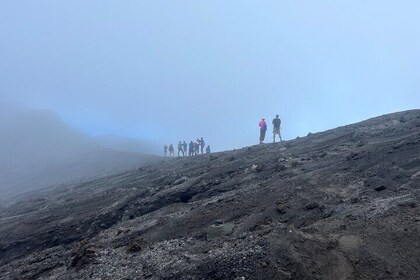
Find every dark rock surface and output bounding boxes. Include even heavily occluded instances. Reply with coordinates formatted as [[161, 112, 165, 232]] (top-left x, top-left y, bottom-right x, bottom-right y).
[[1, 110, 420, 280]]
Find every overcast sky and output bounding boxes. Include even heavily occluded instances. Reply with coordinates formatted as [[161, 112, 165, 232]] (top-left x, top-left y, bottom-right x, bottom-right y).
[[1, 1, 419, 152]]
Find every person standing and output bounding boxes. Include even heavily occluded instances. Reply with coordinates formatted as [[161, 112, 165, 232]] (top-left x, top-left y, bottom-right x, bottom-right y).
[[177, 141, 184, 157], [195, 141, 200, 155], [272, 114, 283, 142], [206, 145, 211, 154], [200, 137, 205, 154], [164, 145, 168, 157], [182, 141, 188, 156], [189, 141, 194, 156], [169, 144, 175, 157], [259, 118, 267, 144]]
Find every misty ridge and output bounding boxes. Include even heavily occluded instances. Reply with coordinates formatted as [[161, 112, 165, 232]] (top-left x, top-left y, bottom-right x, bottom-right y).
[[0, 104, 159, 200]]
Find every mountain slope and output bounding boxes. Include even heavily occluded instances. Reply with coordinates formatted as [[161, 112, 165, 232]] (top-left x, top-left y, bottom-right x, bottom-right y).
[[0, 109, 158, 198], [0, 110, 419, 280], [94, 134, 161, 155]]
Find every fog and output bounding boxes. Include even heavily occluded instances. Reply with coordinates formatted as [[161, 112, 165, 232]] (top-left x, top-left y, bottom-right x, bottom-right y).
[[1, 1, 420, 153], [0, 103, 158, 198]]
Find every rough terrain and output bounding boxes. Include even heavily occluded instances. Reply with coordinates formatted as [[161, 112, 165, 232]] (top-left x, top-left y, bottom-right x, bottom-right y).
[[1, 110, 419, 280]]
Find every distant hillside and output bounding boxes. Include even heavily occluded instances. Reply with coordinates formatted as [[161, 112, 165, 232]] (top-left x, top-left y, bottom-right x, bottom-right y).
[[95, 134, 161, 155], [0, 108, 158, 198], [0, 110, 419, 279]]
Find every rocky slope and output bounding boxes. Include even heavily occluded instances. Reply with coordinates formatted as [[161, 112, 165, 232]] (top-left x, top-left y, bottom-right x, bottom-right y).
[[0, 110, 419, 280]]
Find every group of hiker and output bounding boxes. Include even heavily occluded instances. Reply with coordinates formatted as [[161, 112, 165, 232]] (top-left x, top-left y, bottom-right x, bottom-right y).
[[259, 114, 283, 144], [163, 115, 282, 157], [164, 137, 211, 157]]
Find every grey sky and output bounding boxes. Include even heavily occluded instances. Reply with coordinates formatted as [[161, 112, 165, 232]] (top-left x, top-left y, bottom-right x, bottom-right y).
[[1, 1, 419, 152]]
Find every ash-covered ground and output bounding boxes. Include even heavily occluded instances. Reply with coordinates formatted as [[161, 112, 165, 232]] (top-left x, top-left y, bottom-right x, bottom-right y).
[[1, 110, 419, 280]]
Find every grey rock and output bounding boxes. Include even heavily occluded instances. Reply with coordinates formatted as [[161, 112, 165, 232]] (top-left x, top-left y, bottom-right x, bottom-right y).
[[276, 203, 289, 214], [207, 223, 235, 240], [374, 185, 386, 192], [305, 202, 319, 210]]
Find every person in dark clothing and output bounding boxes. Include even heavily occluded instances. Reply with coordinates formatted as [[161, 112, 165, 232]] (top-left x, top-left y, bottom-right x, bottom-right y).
[[259, 118, 267, 144], [206, 145, 211, 154], [168, 144, 174, 157], [177, 141, 184, 157], [164, 145, 168, 157], [199, 137, 205, 154], [189, 141, 194, 156], [182, 141, 187, 156], [272, 114, 282, 142]]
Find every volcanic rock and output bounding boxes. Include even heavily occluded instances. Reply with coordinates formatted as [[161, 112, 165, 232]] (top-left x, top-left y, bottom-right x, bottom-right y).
[[1, 110, 419, 280]]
